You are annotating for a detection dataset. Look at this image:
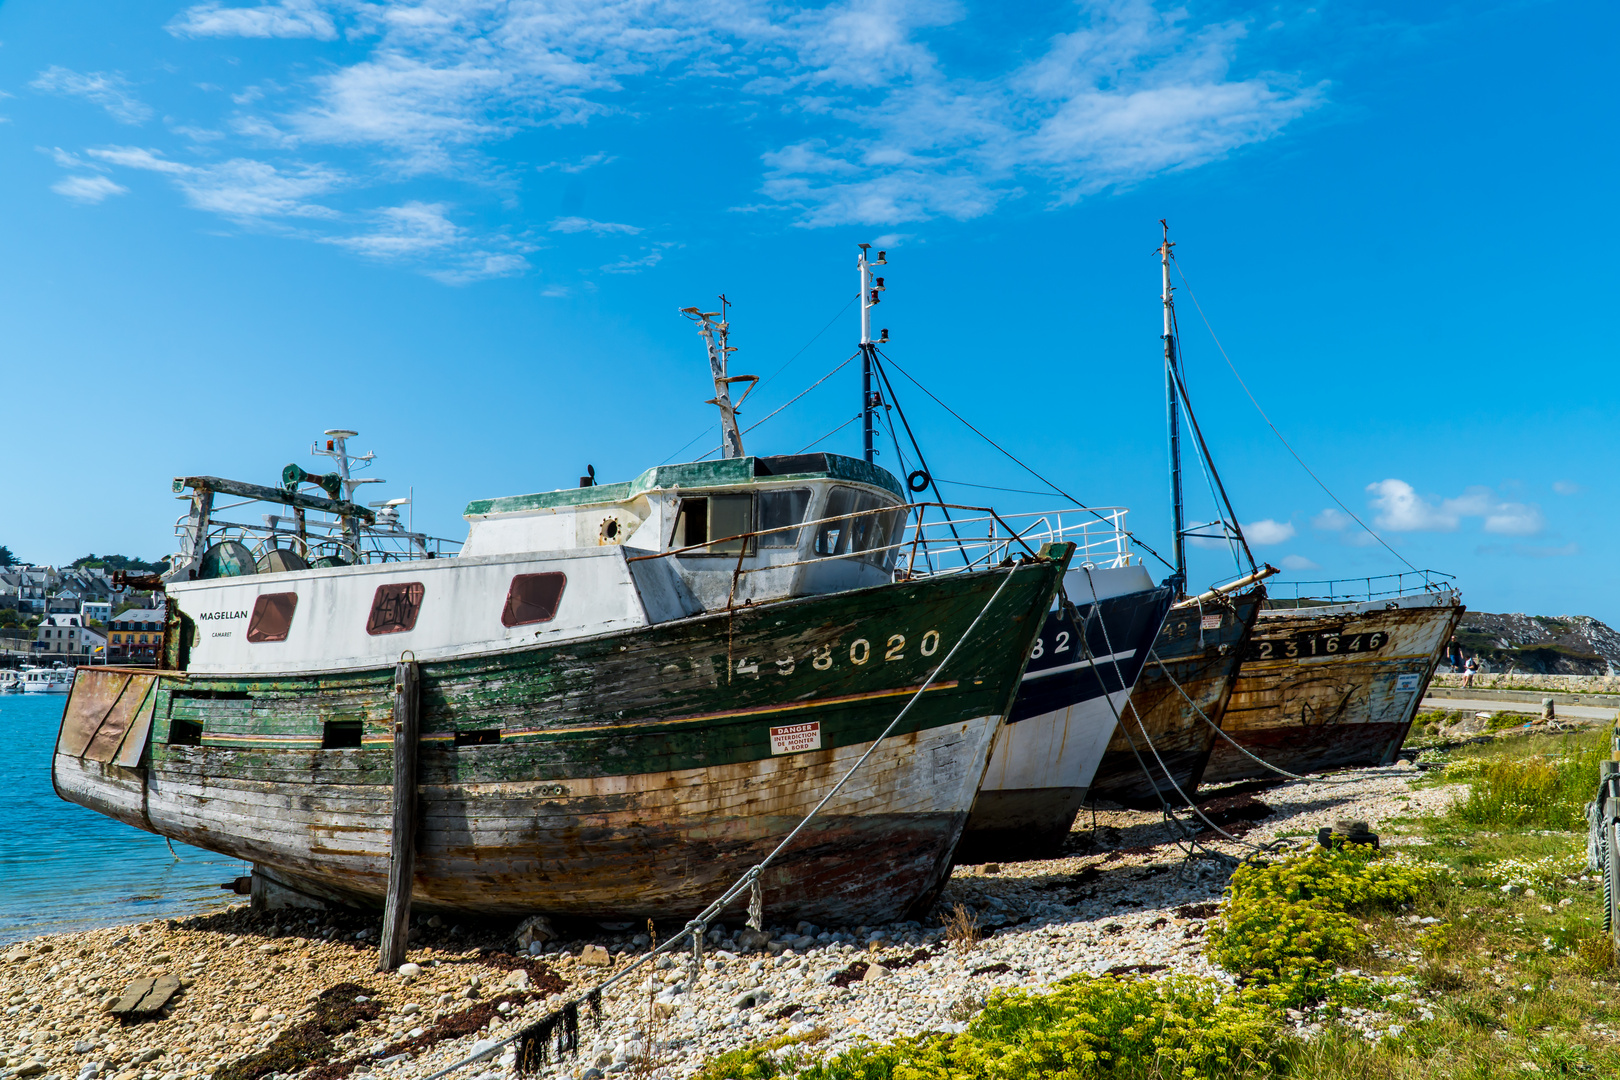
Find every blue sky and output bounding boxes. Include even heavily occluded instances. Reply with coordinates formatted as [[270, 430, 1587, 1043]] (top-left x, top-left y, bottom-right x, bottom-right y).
[[0, 0, 1613, 620]]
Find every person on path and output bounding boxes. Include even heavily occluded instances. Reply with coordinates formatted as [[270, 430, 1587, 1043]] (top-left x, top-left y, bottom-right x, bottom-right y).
[[1463, 655, 1478, 688]]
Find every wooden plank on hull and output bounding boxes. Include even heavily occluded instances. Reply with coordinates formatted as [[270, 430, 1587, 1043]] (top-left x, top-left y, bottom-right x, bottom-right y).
[[379, 661, 419, 971]]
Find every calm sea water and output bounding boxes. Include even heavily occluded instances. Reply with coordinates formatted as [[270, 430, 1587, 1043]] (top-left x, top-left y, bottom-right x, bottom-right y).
[[0, 693, 249, 943]]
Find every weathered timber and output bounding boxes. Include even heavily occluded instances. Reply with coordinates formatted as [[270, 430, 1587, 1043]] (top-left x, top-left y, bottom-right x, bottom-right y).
[[1088, 585, 1265, 807], [1201, 590, 1464, 785], [953, 567, 1174, 863], [378, 660, 419, 971], [56, 554, 1069, 923]]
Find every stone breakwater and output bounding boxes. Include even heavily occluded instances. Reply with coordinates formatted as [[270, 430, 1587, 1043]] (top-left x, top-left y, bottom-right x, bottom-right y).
[[0, 769, 1457, 1080], [1431, 672, 1620, 694]]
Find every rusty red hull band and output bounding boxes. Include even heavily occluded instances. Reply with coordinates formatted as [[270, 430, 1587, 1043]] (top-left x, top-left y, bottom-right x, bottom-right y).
[[1088, 586, 1265, 808], [55, 557, 1066, 923]]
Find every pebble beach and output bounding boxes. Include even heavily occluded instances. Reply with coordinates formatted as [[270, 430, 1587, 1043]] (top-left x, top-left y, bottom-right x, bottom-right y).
[[0, 763, 1455, 1080]]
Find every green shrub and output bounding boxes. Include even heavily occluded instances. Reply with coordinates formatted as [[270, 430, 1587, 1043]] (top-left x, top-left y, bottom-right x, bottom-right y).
[[1207, 847, 1440, 1005], [1451, 752, 1599, 829], [694, 975, 1285, 1080]]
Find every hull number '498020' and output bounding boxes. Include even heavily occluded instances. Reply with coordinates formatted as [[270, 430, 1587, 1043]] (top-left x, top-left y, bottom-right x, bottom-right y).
[[734, 629, 941, 679], [1247, 630, 1388, 661]]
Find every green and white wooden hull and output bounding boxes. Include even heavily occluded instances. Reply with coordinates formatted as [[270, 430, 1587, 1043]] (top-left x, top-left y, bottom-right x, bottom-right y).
[[55, 554, 1067, 924]]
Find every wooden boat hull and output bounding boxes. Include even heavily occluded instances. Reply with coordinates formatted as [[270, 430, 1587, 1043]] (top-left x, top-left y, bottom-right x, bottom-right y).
[[1088, 585, 1265, 808], [1200, 591, 1464, 785], [953, 568, 1173, 862], [54, 556, 1067, 924]]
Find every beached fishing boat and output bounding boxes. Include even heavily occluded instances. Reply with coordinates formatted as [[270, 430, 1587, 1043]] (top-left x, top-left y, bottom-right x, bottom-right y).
[[1089, 581, 1265, 806], [54, 311, 1072, 924], [1199, 573, 1464, 785], [1087, 228, 1275, 808], [950, 557, 1173, 862]]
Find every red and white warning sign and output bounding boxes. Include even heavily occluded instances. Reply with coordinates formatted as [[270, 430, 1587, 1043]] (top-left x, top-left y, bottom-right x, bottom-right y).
[[1200, 614, 1223, 630], [770, 721, 822, 755]]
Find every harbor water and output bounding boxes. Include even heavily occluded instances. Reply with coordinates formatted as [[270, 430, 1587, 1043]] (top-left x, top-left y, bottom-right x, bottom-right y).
[[0, 692, 248, 944]]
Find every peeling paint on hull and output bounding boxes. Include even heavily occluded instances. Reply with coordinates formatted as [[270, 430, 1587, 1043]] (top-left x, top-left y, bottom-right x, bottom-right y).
[[956, 578, 1173, 862], [55, 561, 1064, 923], [1088, 587, 1264, 808], [1201, 592, 1464, 786]]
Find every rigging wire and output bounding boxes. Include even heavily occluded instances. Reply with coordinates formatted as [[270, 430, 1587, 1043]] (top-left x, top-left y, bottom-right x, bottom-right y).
[[932, 478, 1086, 499], [691, 352, 862, 462], [875, 348, 1176, 574], [1170, 255, 1418, 573], [657, 293, 859, 466], [797, 414, 861, 454]]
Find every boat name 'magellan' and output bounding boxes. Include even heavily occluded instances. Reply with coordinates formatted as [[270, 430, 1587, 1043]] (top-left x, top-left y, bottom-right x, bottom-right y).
[[197, 610, 249, 622]]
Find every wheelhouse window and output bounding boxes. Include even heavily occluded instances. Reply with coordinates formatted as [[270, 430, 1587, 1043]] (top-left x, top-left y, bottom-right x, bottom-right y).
[[758, 488, 812, 548], [671, 494, 757, 555], [247, 593, 298, 643], [367, 582, 424, 635], [813, 486, 906, 568], [502, 573, 567, 627]]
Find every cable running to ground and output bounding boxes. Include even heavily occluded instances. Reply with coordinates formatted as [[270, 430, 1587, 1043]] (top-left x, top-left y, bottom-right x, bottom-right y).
[[1170, 255, 1417, 573]]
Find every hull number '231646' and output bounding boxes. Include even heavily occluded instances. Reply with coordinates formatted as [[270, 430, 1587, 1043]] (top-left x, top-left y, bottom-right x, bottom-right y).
[[1248, 630, 1388, 661], [735, 629, 940, 679]]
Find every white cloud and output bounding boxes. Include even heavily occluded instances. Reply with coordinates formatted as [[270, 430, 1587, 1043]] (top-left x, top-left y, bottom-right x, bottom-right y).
[[1311, 508, 1351, 532], [1366, 479, 1456, 531], [1366, 478, 1545, 537], [1243, 518, 1295, 545], [325, 201, 531, 284], [31, 67, 152, 125], [550, 216, 640, 235], [538, 151, 616, 173], [601, 249, 665, 273], [87, 146, 342, 219], [51, 175, 129, 204], [1279, 554, 1318, 571], [168, 1, 337, 40], [1553, 480, 1581, 495]]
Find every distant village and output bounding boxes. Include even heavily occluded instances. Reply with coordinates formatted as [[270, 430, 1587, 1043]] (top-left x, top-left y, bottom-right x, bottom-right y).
[[0, 549, 166, 668]]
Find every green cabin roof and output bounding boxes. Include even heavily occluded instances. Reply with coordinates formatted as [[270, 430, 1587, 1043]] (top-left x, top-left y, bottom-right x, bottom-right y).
[[463, 453, 905, 518]]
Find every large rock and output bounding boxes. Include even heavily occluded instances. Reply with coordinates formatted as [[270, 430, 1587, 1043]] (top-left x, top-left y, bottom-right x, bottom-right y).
[[735, 929, 771, 953], [580, 945, 612, 967], [108, 974, 180, 1018], [514, 916, 556, 951]]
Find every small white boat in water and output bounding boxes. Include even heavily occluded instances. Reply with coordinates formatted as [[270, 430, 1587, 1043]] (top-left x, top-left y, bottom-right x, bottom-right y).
[[19, 667, 74, 694]]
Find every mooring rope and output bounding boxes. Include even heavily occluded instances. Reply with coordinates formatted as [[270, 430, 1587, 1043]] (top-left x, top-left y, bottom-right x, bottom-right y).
[[1150, 652, 1392, 786], [420, 559, 1033, 1080]]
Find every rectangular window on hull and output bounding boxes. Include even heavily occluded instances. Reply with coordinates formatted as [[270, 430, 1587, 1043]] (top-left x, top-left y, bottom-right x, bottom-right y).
[[813, 486, 905, 568], [169, 719, 203, 747], [502, 573, 567, 627], [758, 488, 811, 547], [247, 592, 298, 643], [671, 494, 758, 555], [454, 728, 501, 747], [367, 582, 424, 636], [322, 721, 362, 749]]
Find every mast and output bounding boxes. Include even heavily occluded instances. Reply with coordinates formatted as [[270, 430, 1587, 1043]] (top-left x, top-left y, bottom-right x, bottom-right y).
[[682, 299, 755, 460], [857, 244, 887, 465], [1160, 221, 1187, 595]]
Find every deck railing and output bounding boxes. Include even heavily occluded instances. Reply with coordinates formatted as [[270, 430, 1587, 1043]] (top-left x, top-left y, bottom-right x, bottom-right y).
[[1265, 569, 1456, 606]]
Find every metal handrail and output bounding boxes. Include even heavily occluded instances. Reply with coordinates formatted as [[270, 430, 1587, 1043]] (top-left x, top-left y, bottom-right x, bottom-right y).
[[1267, 569, 1456, 605]]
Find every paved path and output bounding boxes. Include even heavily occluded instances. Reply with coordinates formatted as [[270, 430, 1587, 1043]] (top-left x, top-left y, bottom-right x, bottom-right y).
[[1421, 696, 1619, 721]]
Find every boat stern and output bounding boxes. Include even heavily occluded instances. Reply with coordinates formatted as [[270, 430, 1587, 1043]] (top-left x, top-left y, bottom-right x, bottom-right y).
[[52, 667, 161, 834]]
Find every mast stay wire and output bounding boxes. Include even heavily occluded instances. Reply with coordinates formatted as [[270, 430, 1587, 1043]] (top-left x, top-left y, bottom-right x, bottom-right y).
[[875, 349, 1177, 575], [866, 349, 970, 559], [694, 351, 862, 461], [797, 414, 862, 454], [1165, 302, 1256, 575], [1169, 254, 1418, 574]]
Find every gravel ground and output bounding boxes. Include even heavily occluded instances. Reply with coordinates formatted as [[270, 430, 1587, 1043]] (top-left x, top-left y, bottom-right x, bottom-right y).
[[0, 764, 1460, 1080]]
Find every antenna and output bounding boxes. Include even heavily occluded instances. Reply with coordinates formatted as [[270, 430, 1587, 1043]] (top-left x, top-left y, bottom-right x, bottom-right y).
[[857, 245, 888, 465], [682, 300, 757, 460], [1159, 221, 1186, 595]]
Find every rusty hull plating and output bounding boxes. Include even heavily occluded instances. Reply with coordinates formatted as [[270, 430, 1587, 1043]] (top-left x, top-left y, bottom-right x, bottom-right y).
[[1088, 584, 1265, 808], [1200, 590, 1464, 786]]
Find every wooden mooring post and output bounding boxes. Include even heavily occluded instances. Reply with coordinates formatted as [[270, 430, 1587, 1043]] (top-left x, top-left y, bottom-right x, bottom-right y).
[[378, 660, 420, 971]]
